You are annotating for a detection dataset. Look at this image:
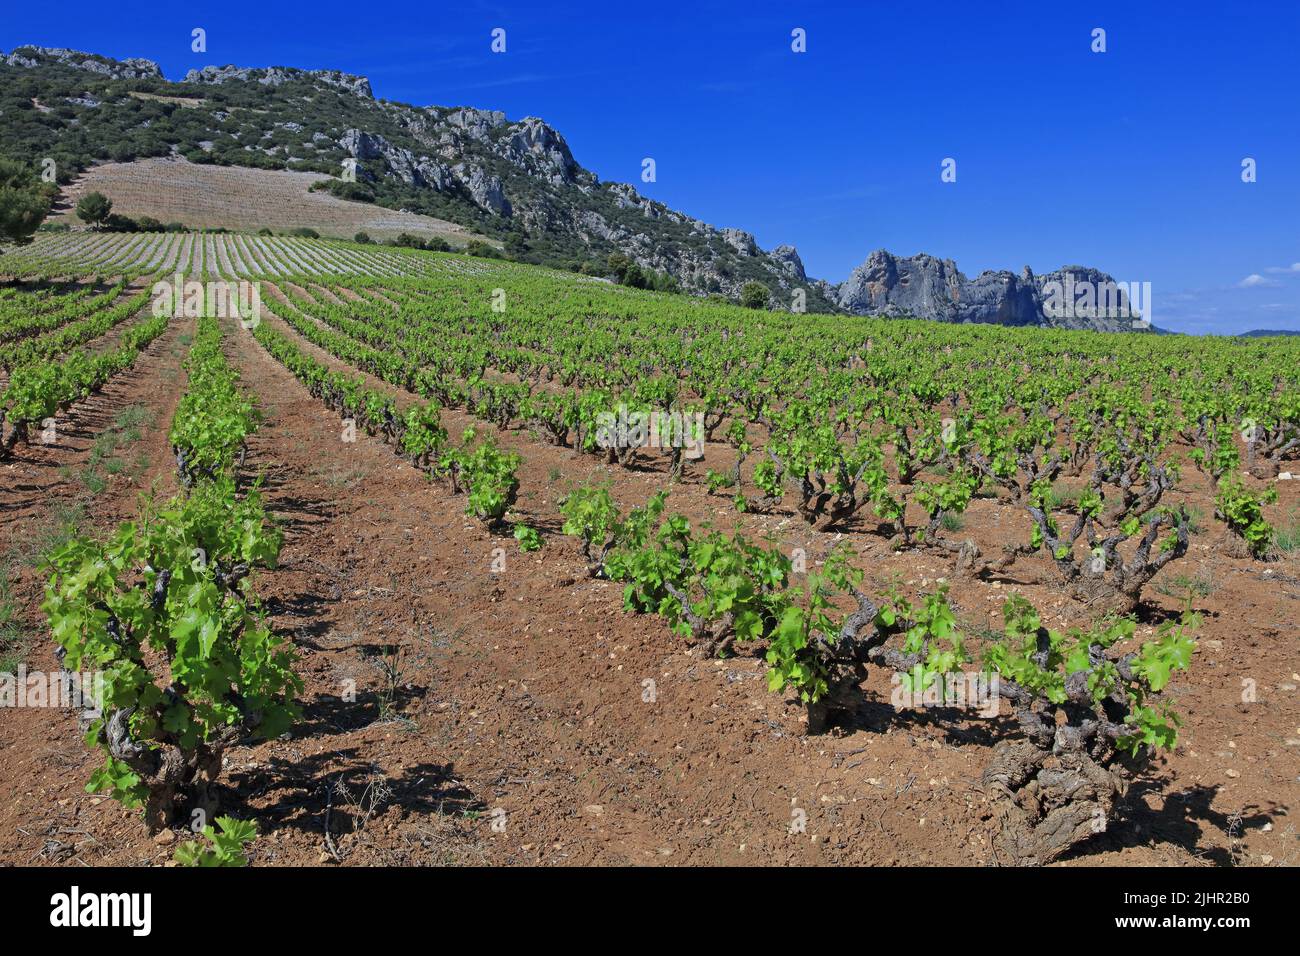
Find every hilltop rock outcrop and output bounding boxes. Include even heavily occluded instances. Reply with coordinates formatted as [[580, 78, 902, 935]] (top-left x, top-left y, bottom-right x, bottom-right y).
[[832, 250, 1139, 330], [4, 46, 162, 80]]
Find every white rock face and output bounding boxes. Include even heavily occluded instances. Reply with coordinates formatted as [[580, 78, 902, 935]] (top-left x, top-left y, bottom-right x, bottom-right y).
[[452, 164, 510, 215], [494, 116, 578, 186], [721, 228, 757, 256], [340, 128, 455, 192], [443, 107, 507, 140], [770, 244, 806, 282]]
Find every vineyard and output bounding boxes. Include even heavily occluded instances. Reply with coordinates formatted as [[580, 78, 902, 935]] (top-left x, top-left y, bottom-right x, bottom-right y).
[[0, 230, 494, 280], [0, 231, 1296, 867]]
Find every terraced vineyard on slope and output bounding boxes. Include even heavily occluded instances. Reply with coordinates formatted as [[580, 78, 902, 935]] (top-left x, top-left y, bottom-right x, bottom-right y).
[[53, 158, 488, 245], [0, 232, 1296, 867]]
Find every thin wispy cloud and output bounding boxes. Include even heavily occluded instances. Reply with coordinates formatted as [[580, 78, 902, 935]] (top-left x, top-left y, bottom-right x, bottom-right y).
[[1159, 279, 1300, 334], [1238, 274, 1278, 288], [435, 69, 603, 92]]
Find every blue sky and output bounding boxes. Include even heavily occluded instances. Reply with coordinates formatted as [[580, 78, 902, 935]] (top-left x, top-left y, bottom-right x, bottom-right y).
[[5, 0, 1299, 333]]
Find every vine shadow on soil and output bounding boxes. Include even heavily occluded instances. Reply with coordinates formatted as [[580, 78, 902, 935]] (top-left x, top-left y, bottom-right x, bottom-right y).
[[288, 679, 430, 737], [1058, 781, 1277, 866], [222, 750, 483, 839], [846, 700, 1016, 749]]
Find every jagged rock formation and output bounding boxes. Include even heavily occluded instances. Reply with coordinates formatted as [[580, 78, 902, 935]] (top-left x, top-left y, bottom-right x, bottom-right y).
[[338, 128, 453, 193], [496, 116, 580, 186], [832, 250, 1142, 330], [770, 244, 807, 283]]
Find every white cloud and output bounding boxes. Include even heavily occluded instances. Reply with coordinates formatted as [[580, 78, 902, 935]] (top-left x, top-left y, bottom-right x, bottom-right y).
[[1238, 273, 1277, 288]]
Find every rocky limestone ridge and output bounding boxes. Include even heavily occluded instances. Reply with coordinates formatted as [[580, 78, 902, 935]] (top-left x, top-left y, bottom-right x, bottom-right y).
[[4, 46, 162, 80], [330, 102, 810, 297], [183, 64, 373, 98], [2, 46, 374, 95], [158, 60, 809, 298], [833, 250, 1142, 330]]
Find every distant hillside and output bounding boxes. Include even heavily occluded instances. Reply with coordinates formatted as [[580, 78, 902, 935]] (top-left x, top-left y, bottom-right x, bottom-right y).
[[1239, 329, 1300, 337], [1, 45, 1143, 327], [1, 45, 821, 305]]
